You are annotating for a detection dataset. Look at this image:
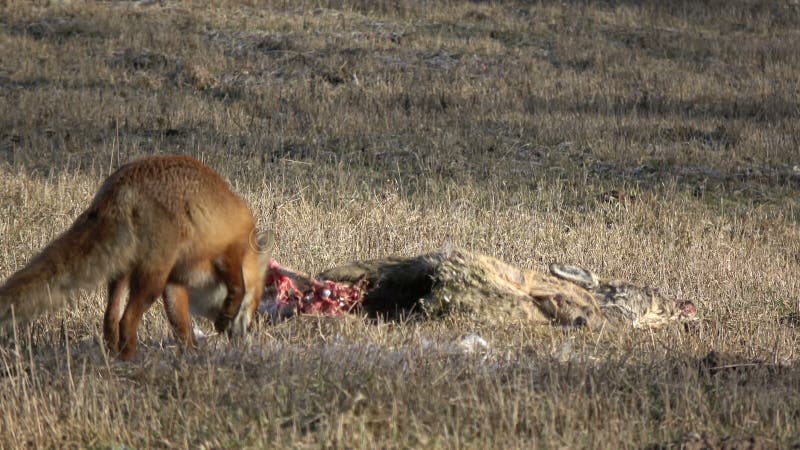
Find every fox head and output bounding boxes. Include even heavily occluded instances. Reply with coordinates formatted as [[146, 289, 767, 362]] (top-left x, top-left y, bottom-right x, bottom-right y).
[[549, 264, 697, 328], [187, 229, 273, 337], [228, 229, 273, 336]]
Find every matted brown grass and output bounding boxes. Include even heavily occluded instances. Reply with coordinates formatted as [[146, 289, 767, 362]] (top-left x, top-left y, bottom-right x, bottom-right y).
[[1, 0, 800, 448]]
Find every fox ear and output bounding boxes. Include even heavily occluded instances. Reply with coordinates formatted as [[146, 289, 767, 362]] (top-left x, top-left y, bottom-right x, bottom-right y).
[[549, 264, 599, 290], [253, 229, 275, 254], [253, 230, 275, 272]]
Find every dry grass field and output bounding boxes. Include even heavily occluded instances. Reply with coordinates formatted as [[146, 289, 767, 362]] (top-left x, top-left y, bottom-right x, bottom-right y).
[[1, 0, 800, 448]]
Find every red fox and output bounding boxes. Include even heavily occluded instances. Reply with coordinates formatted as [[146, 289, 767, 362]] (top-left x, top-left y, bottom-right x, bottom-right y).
[[0, 155, 270, 360]]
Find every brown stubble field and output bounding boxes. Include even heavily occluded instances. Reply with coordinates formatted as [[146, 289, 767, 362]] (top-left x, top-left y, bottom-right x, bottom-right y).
[[1, 0, 800, 448]]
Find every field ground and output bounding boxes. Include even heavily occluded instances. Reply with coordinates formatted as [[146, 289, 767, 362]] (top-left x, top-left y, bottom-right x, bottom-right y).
[[1, 0, 800, 448]]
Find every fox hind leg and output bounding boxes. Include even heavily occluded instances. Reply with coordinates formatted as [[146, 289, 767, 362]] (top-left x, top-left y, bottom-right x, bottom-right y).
[[118, 267, 171, 361]]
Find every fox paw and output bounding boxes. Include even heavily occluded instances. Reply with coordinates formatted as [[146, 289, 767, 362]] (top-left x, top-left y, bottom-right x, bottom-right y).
[[214, 314, 232, 333]]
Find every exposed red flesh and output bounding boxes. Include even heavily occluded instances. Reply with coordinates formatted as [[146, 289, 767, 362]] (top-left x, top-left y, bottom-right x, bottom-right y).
[[265, 259, 365, 316]]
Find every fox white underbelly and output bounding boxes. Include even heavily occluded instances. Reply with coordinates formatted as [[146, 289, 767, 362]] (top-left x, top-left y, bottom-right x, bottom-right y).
[[188, 282, 227, 321], [187, 278, 257, 335]]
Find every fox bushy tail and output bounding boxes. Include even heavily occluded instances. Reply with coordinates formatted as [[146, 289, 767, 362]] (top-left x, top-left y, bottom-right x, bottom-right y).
[[0, 211, 136, 330]]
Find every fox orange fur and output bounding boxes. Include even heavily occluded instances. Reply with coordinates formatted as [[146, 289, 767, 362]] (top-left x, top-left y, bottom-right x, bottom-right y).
[[0, 155, 270, 360]]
